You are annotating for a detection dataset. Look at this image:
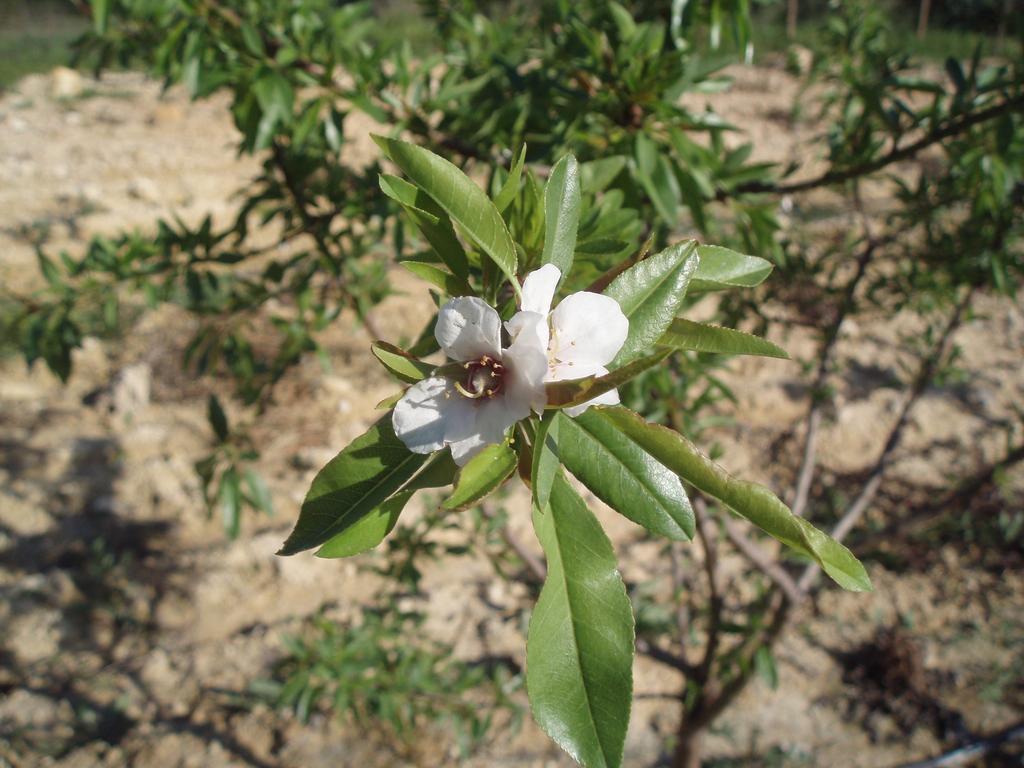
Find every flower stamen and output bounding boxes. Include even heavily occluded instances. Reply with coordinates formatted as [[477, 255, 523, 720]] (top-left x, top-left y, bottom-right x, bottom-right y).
[[455, 355, 506, 400]]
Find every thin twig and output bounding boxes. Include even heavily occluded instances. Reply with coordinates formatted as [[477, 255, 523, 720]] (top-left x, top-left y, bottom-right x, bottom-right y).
[[892, 720, 1024, 768], [637, 638, 696, 676], [693, 498, 723, 683], [668, 542, 692, 651], [480, 505, 547, 584], [723, 519, 805, 606], [719, 94, 1024, 199], [790, 190, 890, 517], [798, 288, 974, 591]]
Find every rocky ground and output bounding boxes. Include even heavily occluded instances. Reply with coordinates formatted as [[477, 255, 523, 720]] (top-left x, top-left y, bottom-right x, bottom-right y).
[[1, 65, 1022, 768]]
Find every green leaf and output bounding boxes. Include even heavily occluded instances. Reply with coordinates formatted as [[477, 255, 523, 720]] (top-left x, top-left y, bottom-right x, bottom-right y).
[[690, 245, 772, 292], [400, 260, 472, 297], [556, 410, 693, 540], [316, 452, 457, 558], [598, 407, 872, 591], [493, 144, 527, 213], [370, 342, 434, 384], [545, 350, 671, 409], [541, 154, 581, 277], [219, 467, 242, 539], [635, 133, 680, 226], [278, 415, 430, 555], [207, 394, 229, 442], [580, 156, 626, 194], [604, 240, 700, 365], [657, 318, 789, 359], [443, 444, 516, 511], [373, 136, 518, 292], [252, 72, 294, 150], [92, 0, 110, 34], [530, 412, 560, 511], [316, 490, 412, 558], [379, 173, 469, 280], [243, 468, 273, 514], [527, 472, 634, 768]]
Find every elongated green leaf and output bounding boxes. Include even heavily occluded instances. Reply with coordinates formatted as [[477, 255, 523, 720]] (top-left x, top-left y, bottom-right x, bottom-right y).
[[207, 393, 229, 443], [541, 154, 581, 276], [243, 468, 273, 514], [379, 174, 469, 280], [219, 467, 242, 539], [557, 410, 694, 540], [531, 412, 560, 511], [316, 490, 411, 558], [370, 341, 434, 384], [494, 144, 527, 212], [373, 136, 518, 290], [580, 156, 627, 194], [92, 0, 110, 34], [527, 473, 634, 768], [278, 415, 429, 555], [443, 444, 516, 510], [546, 349, 671, 409], [604, 240, 700, 365], [316, 452, 457, 558], [657, 318, 789, 359], [400, 260, 472, 297], [690, 245, 772, 292], [598, 407, 872, 591], [635, 133, 680, 226]]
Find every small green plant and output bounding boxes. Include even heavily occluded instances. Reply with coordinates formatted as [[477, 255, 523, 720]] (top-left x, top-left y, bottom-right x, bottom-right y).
[[253, 605, 523, 759]]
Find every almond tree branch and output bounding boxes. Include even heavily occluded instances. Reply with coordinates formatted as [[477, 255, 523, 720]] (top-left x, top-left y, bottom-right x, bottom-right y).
[[719, 93, 1024, 199], [797, 288, 974, 591], [790, 189, 898, 517], [693, 497, 723, 683], [723, 519, 805, 606], [893, 720, 1024, 768]]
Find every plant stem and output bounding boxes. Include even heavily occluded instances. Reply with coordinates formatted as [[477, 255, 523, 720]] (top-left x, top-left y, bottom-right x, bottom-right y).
[[719, 94, 1024, 198], [797, 287, 974, 590]]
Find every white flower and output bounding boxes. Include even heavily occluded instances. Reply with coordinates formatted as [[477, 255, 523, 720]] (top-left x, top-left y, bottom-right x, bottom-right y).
[[392, 266, 628, 465], [516, 264, 629, 417], [393, 296, 548, 465]]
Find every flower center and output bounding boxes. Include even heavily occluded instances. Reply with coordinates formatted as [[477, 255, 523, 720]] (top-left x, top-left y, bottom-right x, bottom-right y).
[[454, 355, 505, 400]]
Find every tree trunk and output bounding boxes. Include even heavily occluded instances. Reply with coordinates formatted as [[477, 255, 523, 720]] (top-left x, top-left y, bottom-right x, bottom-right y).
[[786, 0, 798, 39], [672, 725, 704, 768], [917, 0, 932, 40]]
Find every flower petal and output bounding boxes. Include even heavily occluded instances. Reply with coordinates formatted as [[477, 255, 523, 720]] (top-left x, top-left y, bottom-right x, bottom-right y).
[[505, 309, 549, 355], [447, 399, 519, 465], [392, 377, 459, 454], [435, 296, 502, 361], [520, 264, 561, 315], [503, 313, 550, 415], [550, 291, 628, 367]]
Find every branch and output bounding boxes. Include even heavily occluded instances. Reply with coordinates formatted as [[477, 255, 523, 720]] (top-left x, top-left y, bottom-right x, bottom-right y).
[[720, 93, 1024, 199], [790, 195, 905, 517], [693, 497, 723, 683], [797, 288, 974, 591], [892, 720, 1024, 768], [723, 519, 804, 606]]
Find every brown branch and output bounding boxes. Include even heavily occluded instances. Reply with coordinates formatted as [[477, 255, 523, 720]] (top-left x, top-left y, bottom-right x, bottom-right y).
[[790, 193, 898, 518], [693, 498, 723, 683], [720, 93, 1024, 199], [797, 288, 974, 591], [668, 542, 692, 654], [723, 519, 804, 606], [892, 720, 1024, 768]]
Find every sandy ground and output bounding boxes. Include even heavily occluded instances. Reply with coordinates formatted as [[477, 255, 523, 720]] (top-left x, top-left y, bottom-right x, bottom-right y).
[[1, 65, 1022, 768]]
